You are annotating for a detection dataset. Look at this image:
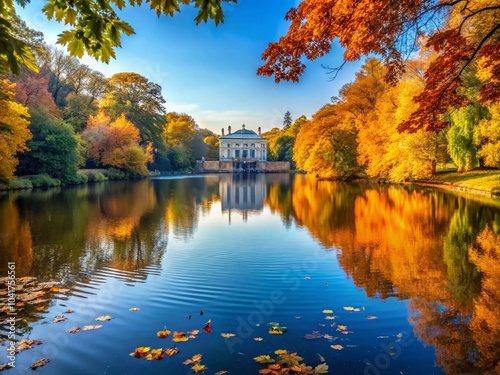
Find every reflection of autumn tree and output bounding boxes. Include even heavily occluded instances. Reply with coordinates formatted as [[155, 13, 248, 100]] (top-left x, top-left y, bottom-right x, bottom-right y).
[[469, 226, 500, 374], [265, 174, 293, 226], [0, 197, 32, 276]]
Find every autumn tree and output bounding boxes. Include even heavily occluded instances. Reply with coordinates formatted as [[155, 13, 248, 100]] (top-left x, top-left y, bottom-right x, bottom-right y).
[[257, 0, 500, 133], [82, 110, 152, 175], [0, 78, 31, 181], [474, 102, 500, 168], [203, 135, 219, 160], [102, 72, 166, 149]]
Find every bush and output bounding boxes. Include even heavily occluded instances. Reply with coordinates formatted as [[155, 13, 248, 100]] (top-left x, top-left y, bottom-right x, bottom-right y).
[[65, 171, 88, 185], [28, 174, 61, 188], [85, 171, 108, 183], [0, 178, 33, 190], [105, 168, 127, 180]]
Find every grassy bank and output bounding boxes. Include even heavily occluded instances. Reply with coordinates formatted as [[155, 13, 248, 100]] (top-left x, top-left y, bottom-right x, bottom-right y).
[[425, 170, 500, 196]]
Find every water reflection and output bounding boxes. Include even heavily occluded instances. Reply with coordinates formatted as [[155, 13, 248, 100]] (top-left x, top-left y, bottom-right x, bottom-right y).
[[1, 175, 499, 374]]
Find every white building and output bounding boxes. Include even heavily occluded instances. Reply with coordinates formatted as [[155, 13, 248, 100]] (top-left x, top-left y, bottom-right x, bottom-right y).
[[219, 125, 267, 161]]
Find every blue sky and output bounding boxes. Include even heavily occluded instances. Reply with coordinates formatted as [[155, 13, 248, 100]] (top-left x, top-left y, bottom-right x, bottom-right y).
[[17, 1, 365, 134]]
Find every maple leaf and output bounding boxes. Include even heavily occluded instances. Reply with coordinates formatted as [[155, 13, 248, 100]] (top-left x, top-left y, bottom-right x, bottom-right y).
[[157, 329, 171, 338], [191, 363, 206, 373], [95, 315, 113, 321], [253, 355, 275, 364]]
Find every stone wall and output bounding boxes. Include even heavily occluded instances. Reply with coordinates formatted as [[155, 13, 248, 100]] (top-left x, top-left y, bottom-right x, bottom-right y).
[[197, 161, 290, 173]]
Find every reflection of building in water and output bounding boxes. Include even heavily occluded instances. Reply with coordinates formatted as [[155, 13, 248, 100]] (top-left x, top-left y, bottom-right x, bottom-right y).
[[220, 174, 266, 222]]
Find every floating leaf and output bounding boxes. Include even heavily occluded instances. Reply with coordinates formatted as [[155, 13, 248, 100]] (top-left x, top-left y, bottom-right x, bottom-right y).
[[16, 339, 42, 353], [215, 371, 228, 375], [254, 337, 263, 341], [188, 330, 200, 335], [157, 329, 171, 338], [337, 325, 347, 331], [129, 307, 140, 311], [365, 315, 377, 320], [268, 322, 287, 334], [323, 334, 335, 341], [343, 306, 361, 312], [165, 347, 180, 356], [29, 358, 49, 369], [63, 309, 74, 314], [202, 319, 212, 333], [304, 331, 322, 339], [253, 355, 275, 364], [53, 315, 66, 323], [95, 315, 112, 321], [322, 309, 333, 314], [191, 354, 202, 362], [132, 347, 150, 358], [325, 316, 335, 320], [82, 324, 102, 331], [191, 363, 206, 373], [67, 327, 81, 334], [290, 365, 302, 372], [274, 349, 287, 355], [172, 332, 189, 342], [258, 369, 272, 374], [268, 363, 281, 370], [36, 306, 46, 311], [317, 353, 325, 362], [221, 333, 236, 338], [331, 344, 344, 350], [314, 363, 329, 374]]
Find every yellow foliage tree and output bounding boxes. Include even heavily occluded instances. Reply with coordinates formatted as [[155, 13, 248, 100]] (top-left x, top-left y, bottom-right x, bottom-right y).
[[475, 102, 500, 168], [0, 79, 31, 181]]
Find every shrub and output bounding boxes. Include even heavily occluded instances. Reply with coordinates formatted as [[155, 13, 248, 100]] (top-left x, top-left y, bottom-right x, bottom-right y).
[[66, 171, 88, 185], [2, 178, 33, 190], [28, 174, 61, 188], [86, 171, 108, 183], [105, 168, 127, 180]]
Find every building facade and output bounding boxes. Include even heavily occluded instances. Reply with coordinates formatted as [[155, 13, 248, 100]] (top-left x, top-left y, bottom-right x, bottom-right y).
[[219, 125, 267, 161]]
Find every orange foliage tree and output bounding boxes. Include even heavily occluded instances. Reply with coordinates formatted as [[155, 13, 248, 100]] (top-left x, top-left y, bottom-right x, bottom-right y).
[[0, 79, 32, 181], [257, 0, 500, 132], [82, 110, 152, 175]]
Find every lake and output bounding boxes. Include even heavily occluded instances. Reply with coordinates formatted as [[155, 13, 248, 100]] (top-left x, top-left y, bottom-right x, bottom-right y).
[[1, 174, 499, 375]]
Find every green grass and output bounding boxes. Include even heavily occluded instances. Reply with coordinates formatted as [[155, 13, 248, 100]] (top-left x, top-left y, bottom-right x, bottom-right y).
[[433, 170, 500, 196]]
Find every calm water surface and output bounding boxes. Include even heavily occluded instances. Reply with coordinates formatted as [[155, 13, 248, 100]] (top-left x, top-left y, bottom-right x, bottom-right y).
[[1, 174, 499, 375]]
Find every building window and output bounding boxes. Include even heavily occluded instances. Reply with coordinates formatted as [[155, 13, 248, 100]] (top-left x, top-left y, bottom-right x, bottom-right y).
[[250, 150, 255, 158], [235, 150, 240, 157], [227, 149, 230, 158], [251, 143, 255, 147]]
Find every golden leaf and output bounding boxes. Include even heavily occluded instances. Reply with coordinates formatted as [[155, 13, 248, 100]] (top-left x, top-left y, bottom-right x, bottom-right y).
[[325, 316, 335, 320], [157, 329, 171, 338], [165, 347, 180, 356], [188, 330, 200, 335], [268, 363, 281, 370], [191, 354, 202, 362], [331, 344, 344, 350], [337, 325, 347, 331], [221, 333, 236, 338], [53, 315, 66, 323], [322, 309, 333, 314], [259, 369, 272, 374], [82, 324, 102, 331], [145, 354, 153, 360], [191, 363, 205, 373], [253, 355, 275, 363], [67, 327, 81, 334], [254, 337, 263, 341], [274, 349, 287, 355], [365, 315, 377, 320], [95, 315, 113, 321], [290, 365, 302, 372], [29, 358, 49, 369], [215, 371, 228, 375], [129, 307, 140, 311]]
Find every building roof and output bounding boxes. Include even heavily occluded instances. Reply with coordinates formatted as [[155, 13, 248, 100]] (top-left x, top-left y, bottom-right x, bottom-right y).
[[220, 126, 264, 140]]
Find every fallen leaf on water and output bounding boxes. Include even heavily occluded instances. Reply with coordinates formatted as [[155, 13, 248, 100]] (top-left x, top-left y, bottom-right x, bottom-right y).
[[304, 331, 323, 340], [337, 325, 347, 331], [53, 315, 66, 323], [331, 344, 344, 350], [191, 363, 205, 373], [343, 306, 361, 312], [323, 334, 335, 341], [82, 324, 102, 331], [215, 371, 227, 375], [254, 337, 263, 341], [35, 306, 45, 311], [365, 315, 377, 320], [67, 327, 81, 334], [274, 349, 287, 355], [165, 347, 180, 356], [129, 346, 150, 358], [221, 333, 236, 338], [202, 319, 212, 333], [317, 353, 325, 362], [314, 363, 329, 374], [325, 316, 335, 320], [172, 332, 188, 342], [258, 369, 272, 374], [188, 330, 200, 335], [150, 348, 165, 360], [191, 354, 202, 362], [29, 358, 49, 370], [95, 315, 112, 321], [16, 339, 42, 353], [64, 309, 74, 314], [0, 363, 12, 370], [268, 363, 281, 370], [396, 333, 403, 338], [157, 329, 171, 338], [129, 307, 140, 311], [253, 355, 275, 364], [322, 309, 333, 314], [290, 365, 302, 372]]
